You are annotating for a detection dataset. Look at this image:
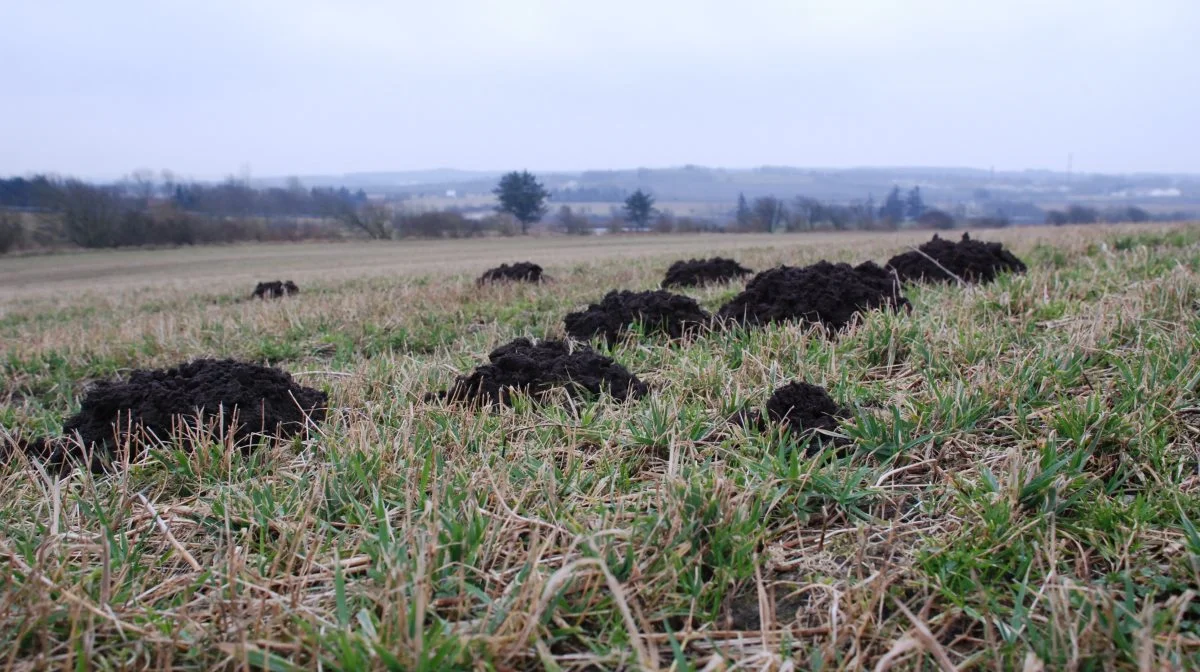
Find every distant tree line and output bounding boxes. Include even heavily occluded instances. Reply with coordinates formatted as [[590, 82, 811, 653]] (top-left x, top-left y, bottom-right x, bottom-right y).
[[170, 182, 367, 218], [0, 175, 58, 209], [729, 187, 1194, 234], [1, 168, 1194, 254], [0, 170, 560, 252], [731, 189, 947, 232], [0, 174, 372, 250], [555, 185, 627, 202], [0, 174, 368, 217]]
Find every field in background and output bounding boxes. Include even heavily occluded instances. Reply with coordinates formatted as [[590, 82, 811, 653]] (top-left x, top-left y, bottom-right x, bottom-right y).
[[0, 232, 861, 302], [0, 226, 1123, 303], [3, 223, 1200, 669]]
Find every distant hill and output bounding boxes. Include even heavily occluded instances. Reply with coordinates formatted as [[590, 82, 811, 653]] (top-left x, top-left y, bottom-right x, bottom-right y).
[[252, 165, 1200, 215], [252, 169, 504, 189]]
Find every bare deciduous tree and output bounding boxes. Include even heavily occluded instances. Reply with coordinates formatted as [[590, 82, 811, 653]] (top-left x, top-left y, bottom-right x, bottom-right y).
[[336, 202, 392, 239], [128, 169, 156, 204], [59, 180, 123, 248], [555, 205, 590, 235]]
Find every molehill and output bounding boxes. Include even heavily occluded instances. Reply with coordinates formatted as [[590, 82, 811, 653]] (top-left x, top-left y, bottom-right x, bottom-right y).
[[661, 257, 753, 289], [717, 260, 908, 330], [477, 262, 545, 285], [767, 381, 848, 439], [886, 232, 1027, 284], [429, 338, 648, 406], [18, 359, 327, 472], [563, 289, 711, 344], [735, 381, 849, 450], [253, 280, 300, 299]]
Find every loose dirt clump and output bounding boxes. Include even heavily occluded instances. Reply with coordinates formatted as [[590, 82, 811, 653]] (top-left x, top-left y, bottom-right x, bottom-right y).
[[733, 381, 849, 450], [253, 280, 300, 299], [17, 359, 327, 472], [563, 289, 711, 344], [661, 257, 753, 288], [476, 262, 545, 285], [766, 382, 848, 438], [429, 338, 648, 406], [886, 232, 1027, 284], [716, 260, 908, 330]]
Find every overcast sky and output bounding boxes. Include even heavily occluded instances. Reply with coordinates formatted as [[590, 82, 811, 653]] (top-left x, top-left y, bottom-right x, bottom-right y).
[[2, 0, 1197, 179]]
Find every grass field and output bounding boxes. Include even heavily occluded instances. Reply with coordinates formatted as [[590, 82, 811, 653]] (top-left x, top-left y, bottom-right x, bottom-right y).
[[2, 224, 1200, 670]]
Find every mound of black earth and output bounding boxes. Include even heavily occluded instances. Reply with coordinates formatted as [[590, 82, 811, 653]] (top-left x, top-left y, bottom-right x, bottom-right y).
[[18, 359, 327, 472], [735, 382, 849, 449], [253, 280, 300, 299], [477, 262, 545, 285], [767, 382, 848, 437], [886, 232, 1027, 284], [430, 338, 648, 406], [717, 260, 908, 330], [661, 257, 753, 288], [563, 290, 711, 344]]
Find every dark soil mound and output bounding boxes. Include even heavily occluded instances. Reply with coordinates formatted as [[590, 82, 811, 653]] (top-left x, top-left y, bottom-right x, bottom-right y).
[[477, 262, 545, 285], [732, 382, 849, 450], [563, 290, 711, 344], [18, 359, 327, 472], [430, 338, 648, 406], [886, 232, 1027, 284], [766, 382, 848, 437], [661, 257, 753, 288], [253, 280, 300, 299], [716, 260, 908, 330]]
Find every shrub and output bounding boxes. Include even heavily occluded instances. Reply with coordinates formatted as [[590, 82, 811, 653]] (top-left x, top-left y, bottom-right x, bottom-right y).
[[1102, 206, 1151, 224], [555, 206, 591, 235], [59, 180, 123, 248], [0, 212, 22, 253], [334, 203, 392, 239], [1046, 210, 1069, 226], [673, 216, 711, 233], [968, 216, 1011, 229], [395, 210, 484, 239], [653, 212, 675, 233], [1066, 204, 1099, 224], [918, 209, 955, 230]]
